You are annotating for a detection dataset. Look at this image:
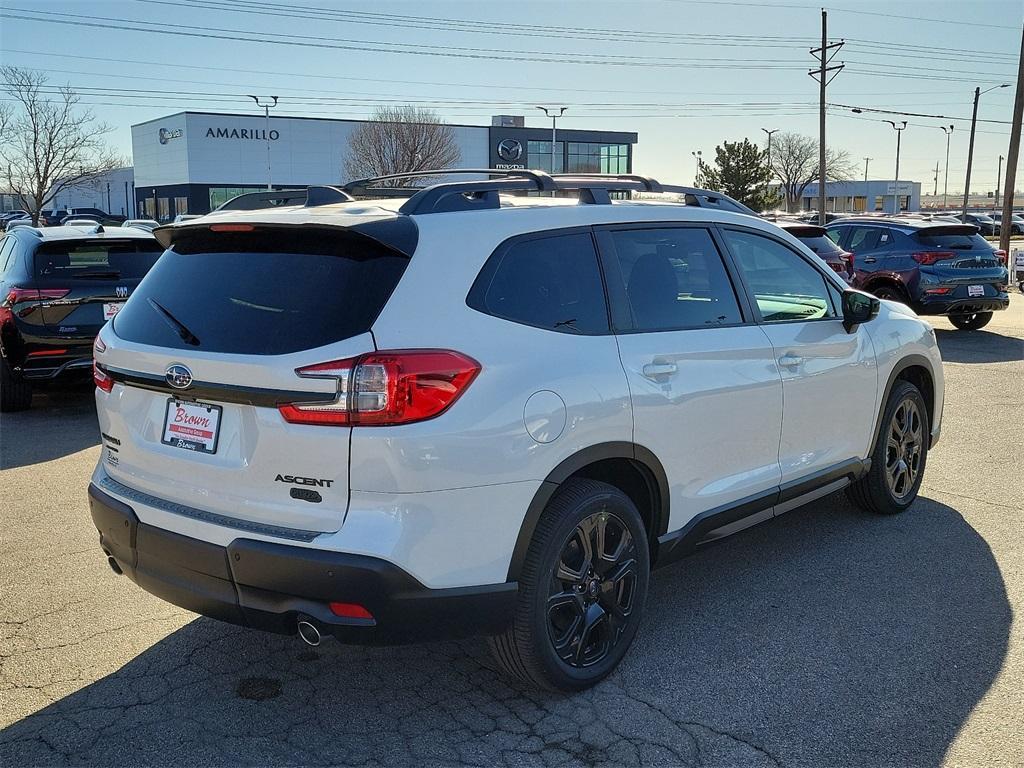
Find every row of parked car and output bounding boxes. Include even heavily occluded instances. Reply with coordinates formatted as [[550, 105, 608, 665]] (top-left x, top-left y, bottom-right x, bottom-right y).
[[784, 209, 1024, 236]]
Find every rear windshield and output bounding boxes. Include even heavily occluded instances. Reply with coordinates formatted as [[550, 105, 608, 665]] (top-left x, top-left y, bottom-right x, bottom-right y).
[[112, 228, 409, 355], [796, 235, 844, 256], [914, 232, 992, 250], [34, 240, 162, 280]]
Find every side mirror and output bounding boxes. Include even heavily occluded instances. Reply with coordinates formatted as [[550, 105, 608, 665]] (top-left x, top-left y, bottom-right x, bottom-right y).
[[842, 289, 879, 333]]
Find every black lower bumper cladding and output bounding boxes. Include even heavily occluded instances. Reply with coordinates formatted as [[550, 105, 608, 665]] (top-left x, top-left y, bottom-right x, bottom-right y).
[[88, 483, 516, 644]]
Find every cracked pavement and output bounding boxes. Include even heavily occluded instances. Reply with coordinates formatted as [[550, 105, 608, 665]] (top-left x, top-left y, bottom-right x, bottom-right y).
[[1, 296, 1022, 767]]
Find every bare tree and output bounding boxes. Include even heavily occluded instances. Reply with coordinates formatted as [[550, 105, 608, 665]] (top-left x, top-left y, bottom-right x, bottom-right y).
[[0, 67, 123, 224], [770, 131, 854, 212], [344, 106, 461, 185]]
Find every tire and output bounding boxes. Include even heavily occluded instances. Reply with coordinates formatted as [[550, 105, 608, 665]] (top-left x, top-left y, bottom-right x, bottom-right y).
[[489, 479, 650, 691], [847, 380, 928, 515], [948, 311, 993, 331], [0, 355, 32, 412], [872, 285, 908, 304]]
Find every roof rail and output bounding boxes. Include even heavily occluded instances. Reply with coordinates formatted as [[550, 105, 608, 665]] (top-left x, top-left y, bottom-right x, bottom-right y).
[[215, 186, 354, 211], [343, 168, 556, 197]]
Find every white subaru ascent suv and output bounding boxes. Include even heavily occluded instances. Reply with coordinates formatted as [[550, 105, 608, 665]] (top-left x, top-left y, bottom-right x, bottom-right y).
[[89, 172, 943, 691]]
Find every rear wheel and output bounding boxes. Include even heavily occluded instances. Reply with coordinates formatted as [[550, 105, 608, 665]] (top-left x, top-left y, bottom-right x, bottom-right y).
[[872, 285, 908, 304], [948, 311, 993, 331], [0, 355, 33, 412], [847, 380, 928, 515], [489, 479, 649, 691]]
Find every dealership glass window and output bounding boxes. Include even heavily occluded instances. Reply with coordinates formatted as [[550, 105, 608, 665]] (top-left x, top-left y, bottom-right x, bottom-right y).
[[142, 198, 155, 218], [174, 197, 188, 216], [527, 141, 564, 173], [567, 142, 629, 174], [157, 198, 170, 221], [874, 196, 884, 211], [209, 187, 265, 210]]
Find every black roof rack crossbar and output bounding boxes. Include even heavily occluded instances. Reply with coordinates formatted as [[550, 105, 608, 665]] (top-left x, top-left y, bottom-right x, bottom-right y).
[[551, 173, 664, 194], [343, 168, 556, 195], [215, 186, 354, 211]]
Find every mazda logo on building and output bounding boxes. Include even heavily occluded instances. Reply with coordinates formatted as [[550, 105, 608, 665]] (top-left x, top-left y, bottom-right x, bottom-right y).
[[165, 364, 193, 390], [158, 127, 183, 145], [496, 139, 523, 162]]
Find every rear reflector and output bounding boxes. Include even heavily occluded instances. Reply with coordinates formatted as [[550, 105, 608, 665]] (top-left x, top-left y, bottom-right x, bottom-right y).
[[911, 251, 955, 265], [923, 287, 953, 295], [279, 349, 480, 427], [328, 602, 374, 620], [27, 349, 68, 357]]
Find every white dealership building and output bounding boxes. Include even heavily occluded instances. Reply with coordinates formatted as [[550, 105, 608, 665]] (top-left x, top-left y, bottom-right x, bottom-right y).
[[130, 111, 638, 220]]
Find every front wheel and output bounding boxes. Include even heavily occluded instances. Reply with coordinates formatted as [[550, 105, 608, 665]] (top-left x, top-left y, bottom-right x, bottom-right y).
[[848, 380, 928, 515], [948, 311, 993, 331], [489, 479, 650, 691]]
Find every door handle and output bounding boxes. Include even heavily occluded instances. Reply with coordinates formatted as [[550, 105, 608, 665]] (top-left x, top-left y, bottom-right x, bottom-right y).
[[642, 362, 677, 379], [862, 257, 877, 263], [778, 353, 803, 368]]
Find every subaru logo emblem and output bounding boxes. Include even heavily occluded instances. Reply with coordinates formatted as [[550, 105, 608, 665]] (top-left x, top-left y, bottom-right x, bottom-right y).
[[115, 286, 128, 298], [165, 364, 193, 389], [496, 138, 523, 162]]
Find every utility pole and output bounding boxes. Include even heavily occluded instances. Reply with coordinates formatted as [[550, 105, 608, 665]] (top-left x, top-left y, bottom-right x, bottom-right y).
[[963, 83, 1010, 222], [884, 120, 907, 213], [994, 154, 1004, 214], [933, 161, 940, 196], [536, 106, 567, 175], [248, 95, 279, 189], [863, 157, 871, 182], [809, 10, 844, 225], [999, 22, 1023, 256], [940, 124, 953, 209]]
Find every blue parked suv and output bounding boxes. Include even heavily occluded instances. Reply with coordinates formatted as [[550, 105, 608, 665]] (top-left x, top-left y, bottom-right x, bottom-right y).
[[826, 218, 1008, 330]]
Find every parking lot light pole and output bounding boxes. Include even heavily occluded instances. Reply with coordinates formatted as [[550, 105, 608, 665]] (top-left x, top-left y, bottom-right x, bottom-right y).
[[884, 120, 907, 214], [962, 83, 1010, 222], [863, 157, 871, 182], [995, 154, 1004, 214], [761, 128, 778, 173], [536, 106, 567, 175], [248, 95, 279, 189], [691, 150, 702, 185], [938, 125, 954, 209]]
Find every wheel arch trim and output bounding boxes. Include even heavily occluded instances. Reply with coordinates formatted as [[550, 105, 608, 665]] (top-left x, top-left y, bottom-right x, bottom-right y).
[[870, 353, 938, 453]]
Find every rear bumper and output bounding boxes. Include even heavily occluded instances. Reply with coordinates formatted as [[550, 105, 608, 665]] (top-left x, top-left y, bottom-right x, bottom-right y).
[[88, 483, 517, 644], [915, 294, 1009, 316]]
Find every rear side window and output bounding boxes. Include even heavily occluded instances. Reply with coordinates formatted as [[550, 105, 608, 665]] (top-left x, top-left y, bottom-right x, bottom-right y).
[[113, 228, 409, 355], [33, 240, 161, 281], [847, 227, 893, 252], [467, 231, 608, 334], [797, 234, 844, 256], [608, 227, 743, 331], [914, 232, 991, 250]]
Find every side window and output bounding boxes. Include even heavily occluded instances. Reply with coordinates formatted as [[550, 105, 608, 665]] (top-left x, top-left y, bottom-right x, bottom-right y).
[[607, 227, 742, 331], [467, 231, 609, 334], [847, 226, 894, 253], [722, 229, 836, 322], [825, 226, 844, 246], [0, 237, 16, 275]]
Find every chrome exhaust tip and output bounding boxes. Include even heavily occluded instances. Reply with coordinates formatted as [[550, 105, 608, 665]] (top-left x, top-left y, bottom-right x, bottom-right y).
[[297, 619, 321, 647]]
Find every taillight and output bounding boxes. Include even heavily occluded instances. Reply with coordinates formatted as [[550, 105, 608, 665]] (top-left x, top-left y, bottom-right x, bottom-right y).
[[994, 249, 1007, 265], [3, 287, 71, 305], [911, 251, 955, 265], [93, 363, 114, 393], [279, 349, 480, 427], [844, 251, 854, 273]]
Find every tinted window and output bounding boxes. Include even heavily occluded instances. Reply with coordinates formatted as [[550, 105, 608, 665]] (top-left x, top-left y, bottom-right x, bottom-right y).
[[914, 232, 991, 251], [722, 230, 835, 322], [33, 240, 162, 281], [0, 237, 15, 273], [113, 228, 409, 355], [797, 234, 844, 256], [846, 226, 894, 252], [609, 227, 742, 331], [468, 232, 608, 334]]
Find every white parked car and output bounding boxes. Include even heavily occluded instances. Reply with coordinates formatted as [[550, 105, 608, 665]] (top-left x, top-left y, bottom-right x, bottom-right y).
[[89, 172, 944, 690]]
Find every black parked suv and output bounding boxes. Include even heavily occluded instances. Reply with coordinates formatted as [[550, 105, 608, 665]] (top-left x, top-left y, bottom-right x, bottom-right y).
[[826, 218, 1008, 330], [0, 224, 161, 410]]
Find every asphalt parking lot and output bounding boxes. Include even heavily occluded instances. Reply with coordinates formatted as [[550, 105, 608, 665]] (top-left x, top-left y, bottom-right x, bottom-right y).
[[1, 297, 1022, 767]]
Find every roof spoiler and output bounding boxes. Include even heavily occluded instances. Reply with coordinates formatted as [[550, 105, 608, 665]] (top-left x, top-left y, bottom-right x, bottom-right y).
[[214, 186, 355, 211]]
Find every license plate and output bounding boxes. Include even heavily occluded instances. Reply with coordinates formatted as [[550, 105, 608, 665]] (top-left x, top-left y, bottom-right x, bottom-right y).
[[968, 285, 985, 297], [103, 302, 124, 320], [161, 399, 222, 454]]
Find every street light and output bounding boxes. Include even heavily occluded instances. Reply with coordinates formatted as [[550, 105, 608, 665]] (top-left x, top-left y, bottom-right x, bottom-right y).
[[938, 124, 954, 209], [761, 128, 778, 173], [691, 150, 703, 185], [248, 95, 279, 189], [995, 154, 1005, 214], [962, 83, 1011, 222], [536, 106, 567, 175], [884, 120, 907, 214]]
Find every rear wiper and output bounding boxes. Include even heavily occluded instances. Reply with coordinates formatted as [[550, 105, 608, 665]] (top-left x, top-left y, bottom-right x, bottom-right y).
[[553, 318, 581, 333], [148, 298, 200, 346]]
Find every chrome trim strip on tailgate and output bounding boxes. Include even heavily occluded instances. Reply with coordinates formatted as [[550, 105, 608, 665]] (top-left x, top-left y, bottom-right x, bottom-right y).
[[98, 475, 322, 543], [102, 365, 336, 408]]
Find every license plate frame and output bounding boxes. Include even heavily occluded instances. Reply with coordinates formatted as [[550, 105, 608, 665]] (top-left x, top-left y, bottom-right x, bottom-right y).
[[161, 398, 222, 454], [102, 302, 125, 320], [967, 284, 985, 297]]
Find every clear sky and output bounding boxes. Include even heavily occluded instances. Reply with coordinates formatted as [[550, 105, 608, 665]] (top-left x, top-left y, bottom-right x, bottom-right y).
[[1, 0, 1020, 195]]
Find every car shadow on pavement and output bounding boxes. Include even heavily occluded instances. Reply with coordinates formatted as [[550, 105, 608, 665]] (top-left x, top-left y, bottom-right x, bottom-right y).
[[934, 327, 1024, 364], [0, 493, 1009, 767], [0, 382, 99, 470]]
